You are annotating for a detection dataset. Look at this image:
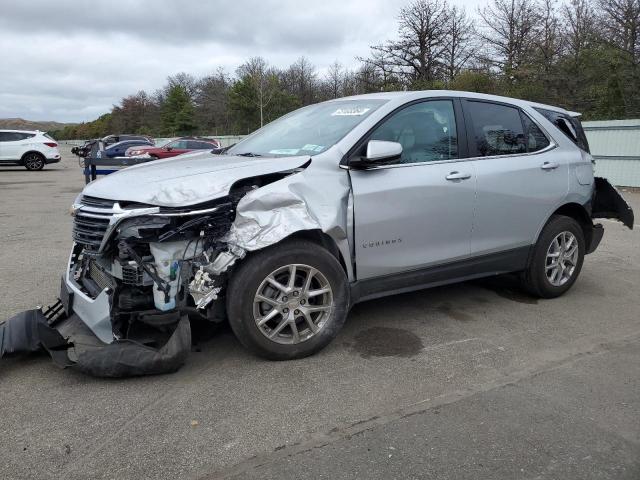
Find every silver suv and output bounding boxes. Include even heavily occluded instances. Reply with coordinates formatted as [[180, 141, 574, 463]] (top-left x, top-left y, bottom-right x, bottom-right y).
[[64, 91, 634, 362]]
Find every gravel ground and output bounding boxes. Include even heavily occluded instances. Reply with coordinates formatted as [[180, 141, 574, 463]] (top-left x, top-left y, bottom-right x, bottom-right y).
[[1, 146, 638, 480]]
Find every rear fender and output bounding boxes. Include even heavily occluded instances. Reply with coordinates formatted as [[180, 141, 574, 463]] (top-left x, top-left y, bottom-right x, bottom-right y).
[[592, 177, 634, 229]]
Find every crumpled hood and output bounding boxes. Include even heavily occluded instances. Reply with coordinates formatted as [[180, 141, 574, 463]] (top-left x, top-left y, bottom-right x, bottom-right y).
[[82, 152, 311, 207]]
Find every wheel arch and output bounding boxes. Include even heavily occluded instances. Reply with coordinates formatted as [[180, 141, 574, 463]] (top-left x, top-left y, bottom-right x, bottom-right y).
[[280, 229, 352, 280], [534, 203, 593, 257], [20, 150, 46, 163]]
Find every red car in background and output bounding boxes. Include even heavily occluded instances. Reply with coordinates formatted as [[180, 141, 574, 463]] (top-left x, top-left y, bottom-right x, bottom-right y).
[[127, 137, 221, 159]]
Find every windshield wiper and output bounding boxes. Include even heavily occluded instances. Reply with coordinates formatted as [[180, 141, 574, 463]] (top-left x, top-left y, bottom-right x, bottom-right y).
[[235, 152, 262, 157]]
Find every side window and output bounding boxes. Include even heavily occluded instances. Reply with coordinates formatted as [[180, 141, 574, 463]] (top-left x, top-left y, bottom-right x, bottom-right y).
[[187, 141, 210, 149], [467, 101, 526, 156], [369, 100, 458, 164], [0, 132, 10, 142], [521, 114, 550, 152]]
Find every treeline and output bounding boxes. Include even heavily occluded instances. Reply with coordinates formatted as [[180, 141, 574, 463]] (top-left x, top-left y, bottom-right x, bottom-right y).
[[52, 0, 640, 140]]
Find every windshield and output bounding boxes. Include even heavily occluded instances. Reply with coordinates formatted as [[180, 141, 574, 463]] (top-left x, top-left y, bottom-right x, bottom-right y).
[[228, 100, 387, 157]]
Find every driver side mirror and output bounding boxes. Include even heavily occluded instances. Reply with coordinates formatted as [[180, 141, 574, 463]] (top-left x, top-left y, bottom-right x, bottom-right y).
[[349, 140, 402, 169], [165, 146, 173, 151]]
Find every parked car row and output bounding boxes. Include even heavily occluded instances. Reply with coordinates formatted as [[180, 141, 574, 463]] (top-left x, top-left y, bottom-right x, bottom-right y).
[[126, 137, 221, 158]]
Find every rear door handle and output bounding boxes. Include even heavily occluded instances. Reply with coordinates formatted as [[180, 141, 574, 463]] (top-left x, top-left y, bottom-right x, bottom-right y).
[[541, 161, 559, 170], [445, 171, 471, 181]]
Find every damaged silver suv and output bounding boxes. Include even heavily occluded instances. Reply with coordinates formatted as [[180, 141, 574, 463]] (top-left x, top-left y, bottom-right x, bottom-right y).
[[63, 91, 634, 364]]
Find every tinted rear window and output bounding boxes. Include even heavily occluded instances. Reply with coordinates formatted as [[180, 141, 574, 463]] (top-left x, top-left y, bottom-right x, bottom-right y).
[[466, 101, 526, 156], [534, 107, 590, 153]]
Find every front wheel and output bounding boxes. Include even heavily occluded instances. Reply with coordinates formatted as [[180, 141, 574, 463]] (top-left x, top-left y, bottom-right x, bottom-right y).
[[521, 215, 585, 298], [226, 239, 349, 360]]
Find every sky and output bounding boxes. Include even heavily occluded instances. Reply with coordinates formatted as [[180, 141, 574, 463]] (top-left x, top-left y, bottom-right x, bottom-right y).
[[0, 0, 483, 123]]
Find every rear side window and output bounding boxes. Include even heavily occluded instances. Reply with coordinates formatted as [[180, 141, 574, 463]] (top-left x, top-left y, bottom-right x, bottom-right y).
[[534, 107, 590, 153], [521, 114, 550, 152], [466, 102, 526, 156]]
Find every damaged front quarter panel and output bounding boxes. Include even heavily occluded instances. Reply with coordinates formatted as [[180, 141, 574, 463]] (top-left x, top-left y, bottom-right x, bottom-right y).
[[224, 155, 354, 280]]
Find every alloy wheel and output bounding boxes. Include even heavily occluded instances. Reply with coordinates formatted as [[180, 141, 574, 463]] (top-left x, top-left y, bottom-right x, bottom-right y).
[[253, 264, 334, 345], [545, 231, 579, 287], [24, 154, 44, 170]]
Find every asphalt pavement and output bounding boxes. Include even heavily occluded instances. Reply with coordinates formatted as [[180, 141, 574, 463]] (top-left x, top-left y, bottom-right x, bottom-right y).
[[0, 147, 638, 479]]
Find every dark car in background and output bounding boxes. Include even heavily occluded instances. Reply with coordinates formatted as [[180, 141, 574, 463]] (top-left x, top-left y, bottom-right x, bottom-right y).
[[127, 137, 221, 158], [102, 134, 153, 147], [101, 139, 154, 158]]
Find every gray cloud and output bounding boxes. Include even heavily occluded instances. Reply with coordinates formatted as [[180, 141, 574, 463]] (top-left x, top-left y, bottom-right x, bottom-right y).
[[0, 0, 482, 122]]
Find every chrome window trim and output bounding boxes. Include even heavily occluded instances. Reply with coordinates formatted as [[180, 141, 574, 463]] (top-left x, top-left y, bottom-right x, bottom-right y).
[[342, 98, 559, 172], [342, 143, 558, 171]]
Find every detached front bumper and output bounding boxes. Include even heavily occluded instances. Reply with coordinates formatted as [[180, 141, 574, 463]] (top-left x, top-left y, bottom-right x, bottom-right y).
[[61, 269, 114, 344]]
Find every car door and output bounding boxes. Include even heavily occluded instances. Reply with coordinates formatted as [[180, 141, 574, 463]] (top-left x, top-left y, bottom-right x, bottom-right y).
[[462, 100, 569, 256], [0, 132, 9, 161], [1, 132, 29, 161], [349, 98, 477, 280]]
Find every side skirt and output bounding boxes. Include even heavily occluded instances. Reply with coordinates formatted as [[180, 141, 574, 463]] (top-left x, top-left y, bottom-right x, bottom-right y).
[[350, 246, 531, 305]]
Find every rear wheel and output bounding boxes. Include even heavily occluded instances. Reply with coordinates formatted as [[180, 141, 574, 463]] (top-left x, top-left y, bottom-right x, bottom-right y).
[[226, 239, 349, 360], [23, 153, 45, 171], [521, 215, 585, 298]]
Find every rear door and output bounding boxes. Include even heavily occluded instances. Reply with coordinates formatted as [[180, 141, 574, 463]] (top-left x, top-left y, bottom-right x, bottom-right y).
[[0, 132, 31, 161], [463, 100, 569, 256], [349, 98, 477, 279]]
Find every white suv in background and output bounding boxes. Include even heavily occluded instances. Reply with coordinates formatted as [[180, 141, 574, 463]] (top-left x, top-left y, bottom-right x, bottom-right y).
[[0, 130, 61, 170]]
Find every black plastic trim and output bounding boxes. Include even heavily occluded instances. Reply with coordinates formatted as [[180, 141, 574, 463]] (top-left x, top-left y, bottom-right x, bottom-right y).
[[350, 246, 531, 304]]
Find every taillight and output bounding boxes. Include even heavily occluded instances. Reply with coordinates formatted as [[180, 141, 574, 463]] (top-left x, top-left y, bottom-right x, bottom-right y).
[[44, 142, 58, 148]]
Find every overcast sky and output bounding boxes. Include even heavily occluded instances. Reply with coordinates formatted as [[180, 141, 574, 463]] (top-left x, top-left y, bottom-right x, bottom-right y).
[[0, 0, 483, 123]]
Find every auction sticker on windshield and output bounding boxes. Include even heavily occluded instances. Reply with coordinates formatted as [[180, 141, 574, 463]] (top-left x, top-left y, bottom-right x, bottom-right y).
[[268, 149, 300, 155], [301, 144, 324, 152], [331, 107, 371, 116]]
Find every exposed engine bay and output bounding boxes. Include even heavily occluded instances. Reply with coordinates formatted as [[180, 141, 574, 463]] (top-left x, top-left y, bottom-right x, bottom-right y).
[[1, 159, 327, 377], [66, 170, 306, 343]]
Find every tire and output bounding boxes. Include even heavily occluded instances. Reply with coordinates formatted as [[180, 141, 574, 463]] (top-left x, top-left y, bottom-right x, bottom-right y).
[[521, 215, 585, 298], [23, 153, 45, 171], [226, 239, 350, 360]]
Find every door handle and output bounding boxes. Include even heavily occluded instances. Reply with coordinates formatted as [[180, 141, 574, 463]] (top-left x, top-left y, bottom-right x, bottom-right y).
[[445, 171, 471, 181], [541, 161, 559, 170]]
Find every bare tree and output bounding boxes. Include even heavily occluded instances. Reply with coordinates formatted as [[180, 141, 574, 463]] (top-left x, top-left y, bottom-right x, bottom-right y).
[[442, 6, 476, 82], [364, 0, 452, 85], [237, 57, 278, 127], [282, 56, 318, 105], [563, 0, 598, 62], [325, 61, 344, 98], [166, 72, 198, 98], [535, 0, 563, 72], [195, 67, 232, 134], [478, 0, 542, 74], [597, 0, 640, 64]]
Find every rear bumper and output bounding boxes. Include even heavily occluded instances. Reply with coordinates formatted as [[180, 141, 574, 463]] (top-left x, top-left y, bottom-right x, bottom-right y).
[[592, 177, 634, 229], [46, 155, 61, 164]]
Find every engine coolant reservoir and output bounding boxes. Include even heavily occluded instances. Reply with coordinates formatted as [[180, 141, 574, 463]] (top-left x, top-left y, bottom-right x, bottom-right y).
[[149, 241, 201, 311]]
